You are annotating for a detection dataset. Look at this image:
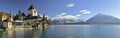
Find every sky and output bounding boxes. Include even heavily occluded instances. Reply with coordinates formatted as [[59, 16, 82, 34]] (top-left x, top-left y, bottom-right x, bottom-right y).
[[0, 0, 120, 20]]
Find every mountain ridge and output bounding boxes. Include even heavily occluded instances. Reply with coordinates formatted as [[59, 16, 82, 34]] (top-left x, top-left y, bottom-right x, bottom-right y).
[[86, 14, 120, 24]]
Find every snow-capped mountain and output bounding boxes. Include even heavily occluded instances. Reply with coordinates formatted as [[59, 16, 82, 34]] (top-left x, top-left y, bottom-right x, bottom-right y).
[[86, 14, 120, 24], [50, 18, 83, 24]]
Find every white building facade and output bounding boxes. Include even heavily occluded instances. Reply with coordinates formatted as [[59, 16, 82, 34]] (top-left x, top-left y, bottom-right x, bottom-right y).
[[23, 5, 43, 27]]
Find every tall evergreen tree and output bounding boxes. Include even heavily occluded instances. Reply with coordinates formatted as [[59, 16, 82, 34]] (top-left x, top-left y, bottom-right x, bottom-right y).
[[17, 10, 23, 20], [22, 12, 26, 16]]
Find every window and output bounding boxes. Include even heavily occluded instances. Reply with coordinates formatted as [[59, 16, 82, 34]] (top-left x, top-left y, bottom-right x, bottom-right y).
[[34, 11, 36, 13]]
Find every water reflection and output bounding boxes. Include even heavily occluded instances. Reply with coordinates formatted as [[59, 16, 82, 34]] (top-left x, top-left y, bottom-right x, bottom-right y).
[[0, 25, 120, 38], [39, 29, 46, 38], [1, 28, 45, 38]]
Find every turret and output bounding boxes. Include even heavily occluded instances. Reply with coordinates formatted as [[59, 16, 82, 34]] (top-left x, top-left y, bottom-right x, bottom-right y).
[[8, 11, 13, 21], [27, 5, 38, 16]]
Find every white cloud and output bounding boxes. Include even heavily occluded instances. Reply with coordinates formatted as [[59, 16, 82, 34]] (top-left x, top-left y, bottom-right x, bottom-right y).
[[63, 15, 78, 19], [52, 13, 78, 20], [76, 14, 81, 17], [66, 3, 75, 7], [80, 9, 91, 14], [61, 13, 67, 15], [55, 13, 67, 17], [39, 14, 49, 17], [46, 15, 49, 17]]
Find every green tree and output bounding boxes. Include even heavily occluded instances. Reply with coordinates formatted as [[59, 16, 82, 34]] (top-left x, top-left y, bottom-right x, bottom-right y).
[[22, 13, 26, 16], [18, 10, 23, 20]]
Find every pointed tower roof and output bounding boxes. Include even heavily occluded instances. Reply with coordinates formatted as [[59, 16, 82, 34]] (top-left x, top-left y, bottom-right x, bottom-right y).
[[28, 4, 36, 10], [42, 14, 45, 21], [10, 11, 13, 18]]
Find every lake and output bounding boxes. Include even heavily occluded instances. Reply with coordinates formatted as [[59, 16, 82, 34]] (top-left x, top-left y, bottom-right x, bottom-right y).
[[0, 24, 120, 38]]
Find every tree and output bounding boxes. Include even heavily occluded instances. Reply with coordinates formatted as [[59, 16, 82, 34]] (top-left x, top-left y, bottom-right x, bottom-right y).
[[13, 14, 18, 20], [22, 13, 26, 16], [18, 10, 22, 15], [17, 10, 23, 20]]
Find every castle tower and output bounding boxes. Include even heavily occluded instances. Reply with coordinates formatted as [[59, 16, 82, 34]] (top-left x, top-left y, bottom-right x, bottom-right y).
[[27, 5, 38, 16], [9, 11, 13, 21], [7, 11, 13, 29]]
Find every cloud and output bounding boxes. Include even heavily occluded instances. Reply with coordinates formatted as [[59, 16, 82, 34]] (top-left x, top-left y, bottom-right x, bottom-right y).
[[46, 15, 49, 17], [66, 3, 75, 7], [63, 15, 78, 19], [61, 13, 67, 15], [80, 9, 91, 14], [52, 13, 78, 20], [55, 13, 67, 17], [76, 14, 81, 17], [39, 14, 49, 17]]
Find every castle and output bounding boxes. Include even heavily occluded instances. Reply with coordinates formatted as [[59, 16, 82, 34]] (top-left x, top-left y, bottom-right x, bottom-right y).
[[0, 5, 49, 28]]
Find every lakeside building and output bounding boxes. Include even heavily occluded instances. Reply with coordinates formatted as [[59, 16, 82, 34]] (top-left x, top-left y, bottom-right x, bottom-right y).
[[0, 12, 8, 22], [0, 5, 49, 28], [23, 5, 43, 28]]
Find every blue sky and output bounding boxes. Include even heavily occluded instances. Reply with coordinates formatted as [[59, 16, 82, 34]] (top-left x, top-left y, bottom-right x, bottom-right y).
[[0, 0, 120, 20]]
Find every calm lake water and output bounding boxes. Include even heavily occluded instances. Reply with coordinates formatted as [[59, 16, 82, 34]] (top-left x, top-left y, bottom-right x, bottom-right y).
[[0, 24, 120, 38]]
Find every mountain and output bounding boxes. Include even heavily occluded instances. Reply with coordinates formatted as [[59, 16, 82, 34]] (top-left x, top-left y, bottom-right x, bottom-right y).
[[86, 14, 120, 24], [50, 18, 83, 24]]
